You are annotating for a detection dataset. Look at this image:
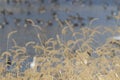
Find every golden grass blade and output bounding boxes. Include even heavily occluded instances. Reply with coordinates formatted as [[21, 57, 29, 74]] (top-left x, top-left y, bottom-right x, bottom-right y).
[[25, 41, 36, 47], [8, 30, 17, 39]]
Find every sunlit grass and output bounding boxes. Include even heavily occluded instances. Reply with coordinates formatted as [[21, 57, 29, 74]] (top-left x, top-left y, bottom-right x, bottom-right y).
[[0, 19, 120, 80]]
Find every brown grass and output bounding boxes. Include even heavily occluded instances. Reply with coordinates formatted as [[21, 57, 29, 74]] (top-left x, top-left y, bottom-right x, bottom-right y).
[[0, 20, 120, 80]]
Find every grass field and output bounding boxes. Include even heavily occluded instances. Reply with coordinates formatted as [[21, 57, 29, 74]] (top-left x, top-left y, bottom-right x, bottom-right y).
[[0, 19, 120, 80]]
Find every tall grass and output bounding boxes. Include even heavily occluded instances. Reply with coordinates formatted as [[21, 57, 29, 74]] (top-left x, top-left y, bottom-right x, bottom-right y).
[[0, 20, 120, 80]]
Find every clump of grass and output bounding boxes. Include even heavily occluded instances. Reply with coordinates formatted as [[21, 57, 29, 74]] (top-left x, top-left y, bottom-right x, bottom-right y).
[[0, 20, 120, 80]]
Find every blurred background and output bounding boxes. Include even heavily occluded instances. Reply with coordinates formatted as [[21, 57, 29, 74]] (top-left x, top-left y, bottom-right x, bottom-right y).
[[0, 0, 120, 55]]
